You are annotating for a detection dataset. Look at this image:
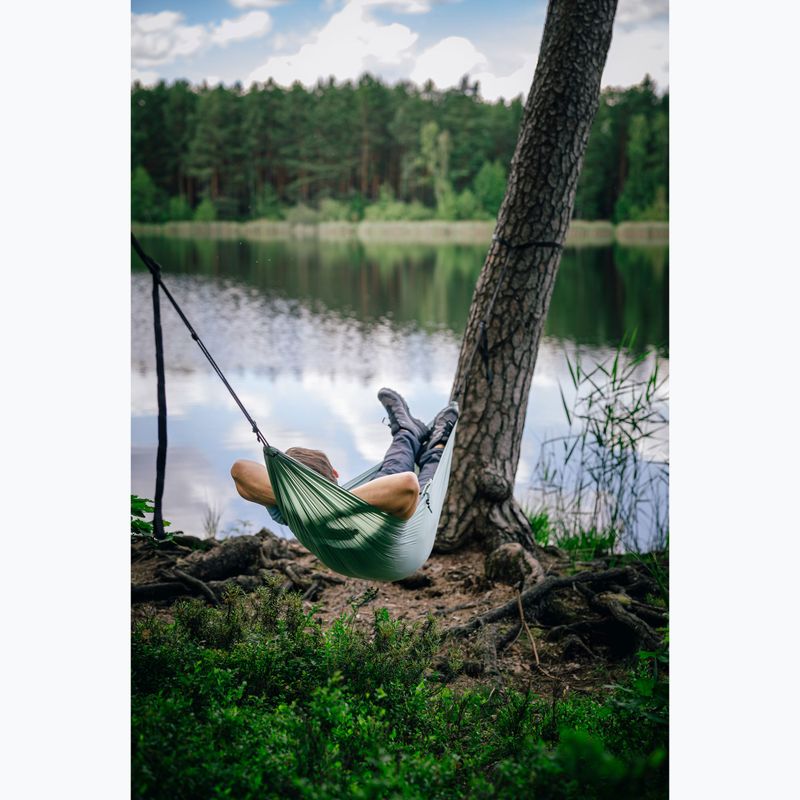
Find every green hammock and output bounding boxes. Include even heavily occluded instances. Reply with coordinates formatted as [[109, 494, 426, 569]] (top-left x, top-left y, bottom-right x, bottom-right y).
[[264, 423, 457, 582]]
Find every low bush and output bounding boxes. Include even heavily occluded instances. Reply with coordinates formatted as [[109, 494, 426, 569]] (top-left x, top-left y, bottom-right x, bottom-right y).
[[363, 184, 435, 221], [193, 197, 217, 222], [166, 195, 193, 221], [132, 584, 667, 799]]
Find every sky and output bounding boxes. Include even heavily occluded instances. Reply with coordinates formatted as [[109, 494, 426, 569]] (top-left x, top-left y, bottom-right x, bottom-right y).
[[131, 0, 668, 101]]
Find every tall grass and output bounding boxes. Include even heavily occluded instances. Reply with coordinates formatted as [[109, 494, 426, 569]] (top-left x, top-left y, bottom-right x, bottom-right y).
[[530, 333, 669, 555]]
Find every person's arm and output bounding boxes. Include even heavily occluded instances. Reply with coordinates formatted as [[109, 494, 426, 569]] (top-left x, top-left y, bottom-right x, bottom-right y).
[[348, 472, 419, 520], [230, 459, 277, 506], [230, 460, 420, 520]]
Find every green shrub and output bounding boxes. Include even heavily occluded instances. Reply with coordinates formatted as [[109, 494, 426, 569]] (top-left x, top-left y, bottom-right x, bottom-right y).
[[317, 198, 352, 222], [473, 160, 507, 216], [284, 203, 321, 225], [131, 166, 165, 223], [166, 195, 192, 221], [130, 494, 171, 541], [622, 185, 669, 222], [193, 197, 217, 222], [132, 587, 667, 799], [364, 186, 435, 221], [253, 184, 284, 220], [454, 188, 491, 220]]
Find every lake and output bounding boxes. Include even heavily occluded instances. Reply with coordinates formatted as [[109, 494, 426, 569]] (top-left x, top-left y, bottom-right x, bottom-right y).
[[132, 235, 668, 548]]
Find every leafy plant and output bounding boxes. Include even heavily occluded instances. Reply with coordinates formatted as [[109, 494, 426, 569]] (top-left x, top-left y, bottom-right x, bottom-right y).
[[557, 528, 618, 560], [166, 194, 192, 221], [525, 508, 552, 548], [133, 590, 668, 799], [193, 196, 217, 222], [130, 494, 171, 542]]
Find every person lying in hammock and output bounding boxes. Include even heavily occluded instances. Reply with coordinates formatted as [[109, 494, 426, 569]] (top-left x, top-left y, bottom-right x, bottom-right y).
[[231, 388, 459, 521]]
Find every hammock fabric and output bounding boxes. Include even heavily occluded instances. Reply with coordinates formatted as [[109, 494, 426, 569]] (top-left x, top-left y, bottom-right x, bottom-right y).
[[264, 423, 457, 582]]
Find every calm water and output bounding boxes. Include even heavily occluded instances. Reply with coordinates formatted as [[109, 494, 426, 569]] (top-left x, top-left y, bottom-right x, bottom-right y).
[[132, 236, 669, 546]]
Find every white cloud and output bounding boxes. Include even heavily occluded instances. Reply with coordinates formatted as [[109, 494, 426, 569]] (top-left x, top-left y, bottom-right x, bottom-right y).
[[211, 10, 272, 46], [410, 36, 486, 87], [616, 0, 669, 28], [364, 0, 435, 12], [132, 10, 273, 69], [130, 66, 160, 86], [132, 11, 206, 67], [133, 0, 667, 98], [248, 0, 417, 85], [603, 22, 668, 89], [407, 34, 540, 102], [472, 54, 538, 102], [229, 0, 288, 8]]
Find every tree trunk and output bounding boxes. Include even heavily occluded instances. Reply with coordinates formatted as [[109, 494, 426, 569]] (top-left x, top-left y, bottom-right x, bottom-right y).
[[435, 0, 618, 553]]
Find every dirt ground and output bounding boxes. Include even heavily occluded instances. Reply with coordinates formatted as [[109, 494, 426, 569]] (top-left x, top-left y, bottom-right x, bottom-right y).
[[132, 530, 665, 696]]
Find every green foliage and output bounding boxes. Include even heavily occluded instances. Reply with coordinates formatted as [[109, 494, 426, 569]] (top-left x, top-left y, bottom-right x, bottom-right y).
[[472, 160, 507, 216], [284, 203, 322, 225], [252, 183, 284, 220], [364, 184, 435, 221], [526, 509, 552, 548], [133, 587, 667, 799], [555, 528, 618, 560], [576, 76, 668, 222], [130, 494, 171, 541], [193, 196, 217, 222], [318, 198, 353, 222], [166, 195, 192, 221], [453, 188, 489, 220], [622, 185, 669, 222], [132, 76, 667, 224], [131, 166, 165, 223]]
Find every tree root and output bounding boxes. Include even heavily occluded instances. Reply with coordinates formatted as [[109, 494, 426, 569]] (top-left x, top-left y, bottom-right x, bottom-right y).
[[448, 566, 635, 639], [131, 582, 191, 602], [574, 583, 663, 651], [433, 601, 480, 617], [172, 568, 219, 606]]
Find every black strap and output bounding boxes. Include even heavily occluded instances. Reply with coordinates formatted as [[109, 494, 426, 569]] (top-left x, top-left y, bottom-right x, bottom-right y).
[[451, 234, 563, 401], [150, 256, 168, 540], [478, 321, 493, 386], [132, 234, 272, 534]]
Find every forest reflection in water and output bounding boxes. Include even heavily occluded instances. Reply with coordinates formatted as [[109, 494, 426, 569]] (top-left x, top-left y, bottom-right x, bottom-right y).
[[131, 236, 668, 545]]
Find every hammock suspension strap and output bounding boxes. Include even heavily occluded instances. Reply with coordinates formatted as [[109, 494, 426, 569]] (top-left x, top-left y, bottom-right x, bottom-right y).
[[132, 234, 271, 536]]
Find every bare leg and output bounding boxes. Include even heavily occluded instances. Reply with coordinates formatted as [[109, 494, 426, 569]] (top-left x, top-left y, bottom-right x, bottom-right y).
[[230, 460, 421, 521]]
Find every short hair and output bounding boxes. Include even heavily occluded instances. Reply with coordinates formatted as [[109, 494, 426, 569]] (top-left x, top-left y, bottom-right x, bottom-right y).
[[285, 446, 338, 484]]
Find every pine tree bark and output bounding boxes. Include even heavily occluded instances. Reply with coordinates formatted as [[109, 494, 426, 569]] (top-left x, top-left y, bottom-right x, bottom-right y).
[[436, 0, 618, 553]]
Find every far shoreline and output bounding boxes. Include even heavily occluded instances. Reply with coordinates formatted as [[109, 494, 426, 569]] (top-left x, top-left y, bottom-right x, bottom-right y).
[[132, 219, 668, 247]]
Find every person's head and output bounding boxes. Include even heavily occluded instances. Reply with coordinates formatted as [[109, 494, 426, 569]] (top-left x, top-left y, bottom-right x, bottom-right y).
[[285, 446, 339, 484]]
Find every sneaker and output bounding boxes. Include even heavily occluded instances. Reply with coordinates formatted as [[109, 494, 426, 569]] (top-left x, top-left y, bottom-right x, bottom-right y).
[[377, 387, 429, 441], [422, 402, 459, 453]]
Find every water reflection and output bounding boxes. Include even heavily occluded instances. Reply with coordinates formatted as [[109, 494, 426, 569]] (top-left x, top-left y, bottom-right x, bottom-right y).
[[131, 236, 668, 547], [132, 237, 668, 349]]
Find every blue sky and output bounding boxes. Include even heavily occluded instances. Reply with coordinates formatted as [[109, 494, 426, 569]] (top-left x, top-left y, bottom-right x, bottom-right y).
[[132, 0, 668, 100]]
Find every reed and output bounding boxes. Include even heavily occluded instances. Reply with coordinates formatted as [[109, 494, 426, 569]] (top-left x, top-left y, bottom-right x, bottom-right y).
[[529, 332, 669, 554]]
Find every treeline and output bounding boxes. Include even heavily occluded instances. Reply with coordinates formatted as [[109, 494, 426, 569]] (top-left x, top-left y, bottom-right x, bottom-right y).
[[132, 75, 668, 224]]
